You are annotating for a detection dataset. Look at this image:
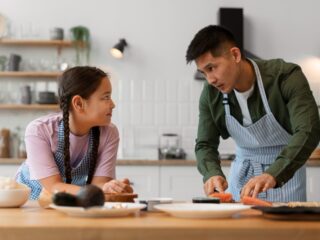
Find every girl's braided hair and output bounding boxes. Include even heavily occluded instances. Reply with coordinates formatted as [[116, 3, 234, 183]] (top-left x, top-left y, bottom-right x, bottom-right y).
[[58, 66, 108, 184]]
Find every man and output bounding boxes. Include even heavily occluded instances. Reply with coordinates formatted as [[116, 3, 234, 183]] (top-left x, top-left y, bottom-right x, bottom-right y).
[[186, 25, 320, 202]]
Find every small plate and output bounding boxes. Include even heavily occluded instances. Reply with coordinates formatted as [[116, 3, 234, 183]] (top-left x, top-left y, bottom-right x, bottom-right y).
[[50, 202, 146, 218], [154, 203, 250, 218]]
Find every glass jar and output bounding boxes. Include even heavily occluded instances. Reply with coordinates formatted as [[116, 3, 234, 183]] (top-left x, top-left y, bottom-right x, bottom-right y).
[[0, 128, 10, 158], [18, 136, 27, 158]]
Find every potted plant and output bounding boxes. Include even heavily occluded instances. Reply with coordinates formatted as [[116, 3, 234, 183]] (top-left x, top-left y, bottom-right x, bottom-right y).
[[70, 26, 90, 66]]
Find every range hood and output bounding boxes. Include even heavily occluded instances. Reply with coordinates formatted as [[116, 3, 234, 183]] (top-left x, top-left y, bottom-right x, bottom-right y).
[[219, 8, 259, 59], [194, 7, 260, 80]]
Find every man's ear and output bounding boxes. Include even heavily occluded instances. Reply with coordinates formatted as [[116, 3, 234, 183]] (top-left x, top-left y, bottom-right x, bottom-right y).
[[71, 95, 85, 112], [230, 47, 242, 63]]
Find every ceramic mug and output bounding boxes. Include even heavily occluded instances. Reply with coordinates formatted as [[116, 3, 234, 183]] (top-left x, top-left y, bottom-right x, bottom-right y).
[[20, 85, 31, 104], [50, 28, 64, 40], [8, 54, 21, 71]]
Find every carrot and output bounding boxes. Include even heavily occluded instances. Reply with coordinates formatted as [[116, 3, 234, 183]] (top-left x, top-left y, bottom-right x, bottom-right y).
[[241, 196, 272, 207], [209, 192, 233, 203]]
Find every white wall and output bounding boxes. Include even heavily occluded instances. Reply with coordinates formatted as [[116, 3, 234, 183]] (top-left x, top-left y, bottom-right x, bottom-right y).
[[0, 0, 319, 159]]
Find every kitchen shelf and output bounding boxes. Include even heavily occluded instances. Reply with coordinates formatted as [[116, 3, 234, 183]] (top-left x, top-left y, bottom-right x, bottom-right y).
[[0, 71, 61, 78], [0, 158, 25, 164], [0, 104, 59, 110], [0, 39, 72, 47]]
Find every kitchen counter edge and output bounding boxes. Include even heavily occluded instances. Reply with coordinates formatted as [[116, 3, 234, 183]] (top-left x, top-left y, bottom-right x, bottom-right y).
[[0, 158, 320, 166]]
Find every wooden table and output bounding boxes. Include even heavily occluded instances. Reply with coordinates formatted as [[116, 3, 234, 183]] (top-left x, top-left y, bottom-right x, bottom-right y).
[[0, 202, 319, 240]]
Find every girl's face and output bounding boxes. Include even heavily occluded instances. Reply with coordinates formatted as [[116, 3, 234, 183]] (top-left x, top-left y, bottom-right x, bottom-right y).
[[83, 77, 115, 126]]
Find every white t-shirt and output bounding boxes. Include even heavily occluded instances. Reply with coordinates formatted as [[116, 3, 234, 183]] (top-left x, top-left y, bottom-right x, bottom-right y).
[[234, 84, 255, 127]]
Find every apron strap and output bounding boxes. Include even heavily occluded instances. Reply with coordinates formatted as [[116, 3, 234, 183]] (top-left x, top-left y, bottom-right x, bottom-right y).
[[223, 59, 272, 116], [248, 59, 272, 114], [223, 94, 231, 115], [55, 121, 94, 184]]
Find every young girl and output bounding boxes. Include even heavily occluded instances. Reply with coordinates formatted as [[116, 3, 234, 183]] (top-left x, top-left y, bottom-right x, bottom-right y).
[[16, 66, 132, 199]]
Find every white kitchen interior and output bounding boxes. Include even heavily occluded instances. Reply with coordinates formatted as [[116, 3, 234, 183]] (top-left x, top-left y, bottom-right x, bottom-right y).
[[0, 0, 319, 201]]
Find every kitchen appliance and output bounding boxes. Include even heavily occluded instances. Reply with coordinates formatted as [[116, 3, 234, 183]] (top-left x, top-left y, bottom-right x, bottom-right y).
[[158, 133, 186, 159]]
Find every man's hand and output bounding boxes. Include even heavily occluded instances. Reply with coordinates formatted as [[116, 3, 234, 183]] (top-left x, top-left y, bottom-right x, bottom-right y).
[[204, 176, 228, 195], [240, 173, 276, 198], [102, 178, 133, 194]]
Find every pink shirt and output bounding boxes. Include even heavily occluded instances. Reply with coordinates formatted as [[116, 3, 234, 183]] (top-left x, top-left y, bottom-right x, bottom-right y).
[[23, 113, 119, 180]]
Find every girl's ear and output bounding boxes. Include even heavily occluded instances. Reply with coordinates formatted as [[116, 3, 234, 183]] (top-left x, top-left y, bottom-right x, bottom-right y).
[[71, 95, 86, 112], [230, 47, 242, 63]]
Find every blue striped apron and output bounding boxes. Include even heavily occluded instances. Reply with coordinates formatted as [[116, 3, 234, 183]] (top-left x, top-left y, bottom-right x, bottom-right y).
[[224, 59, 306, 202], [16, 122, 94, 200]]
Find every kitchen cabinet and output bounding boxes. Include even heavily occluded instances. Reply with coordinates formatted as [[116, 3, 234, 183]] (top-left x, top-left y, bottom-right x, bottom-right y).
[[306, 167, 320, 201], [159, 166, 203, 200], [115, 164, 319, 201], [116, 164, 230, 201], [116, 165, 160, 199], [0, 160, 319, 201], [159, 166, 230, 200]]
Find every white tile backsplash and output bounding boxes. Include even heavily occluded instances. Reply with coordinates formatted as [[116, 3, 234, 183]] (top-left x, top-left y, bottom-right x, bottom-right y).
[[142, 79, 155, 102], [131, 103, 142, 125], [178, 80, 191, 102], [189, 103, 199, 126], [166, 80, 178, 102], [142, 103, 154, 125], [132, 78, 142, 102], [166, 103, 178, 125], [109, 73, 236, 160], [178, 103, 190, 125], [117, 102, 131, 125], [154, 79, 166, 102], [154, 103, 166, 125]]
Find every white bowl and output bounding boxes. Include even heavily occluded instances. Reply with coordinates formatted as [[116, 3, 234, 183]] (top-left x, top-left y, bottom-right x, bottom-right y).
[[0, 183, 31, 207]]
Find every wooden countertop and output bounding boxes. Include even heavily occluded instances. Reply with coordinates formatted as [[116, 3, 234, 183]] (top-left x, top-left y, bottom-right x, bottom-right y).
[[1, 158, 320, 166], [0, 201, 319, 240]]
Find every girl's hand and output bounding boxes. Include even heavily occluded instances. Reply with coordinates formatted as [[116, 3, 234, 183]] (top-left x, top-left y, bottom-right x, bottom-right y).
[[102, 178, 133, 194]]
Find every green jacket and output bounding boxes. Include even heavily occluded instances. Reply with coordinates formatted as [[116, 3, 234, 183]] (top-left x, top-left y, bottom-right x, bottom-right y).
[[196, 58, 320, 187]]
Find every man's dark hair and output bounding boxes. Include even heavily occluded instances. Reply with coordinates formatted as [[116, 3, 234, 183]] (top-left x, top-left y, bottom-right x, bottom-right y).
[[186, 25, 242, 63]]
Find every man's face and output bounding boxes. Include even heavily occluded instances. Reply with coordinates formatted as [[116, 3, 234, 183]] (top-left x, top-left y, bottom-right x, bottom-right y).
[[195, 49, 241, 93]]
